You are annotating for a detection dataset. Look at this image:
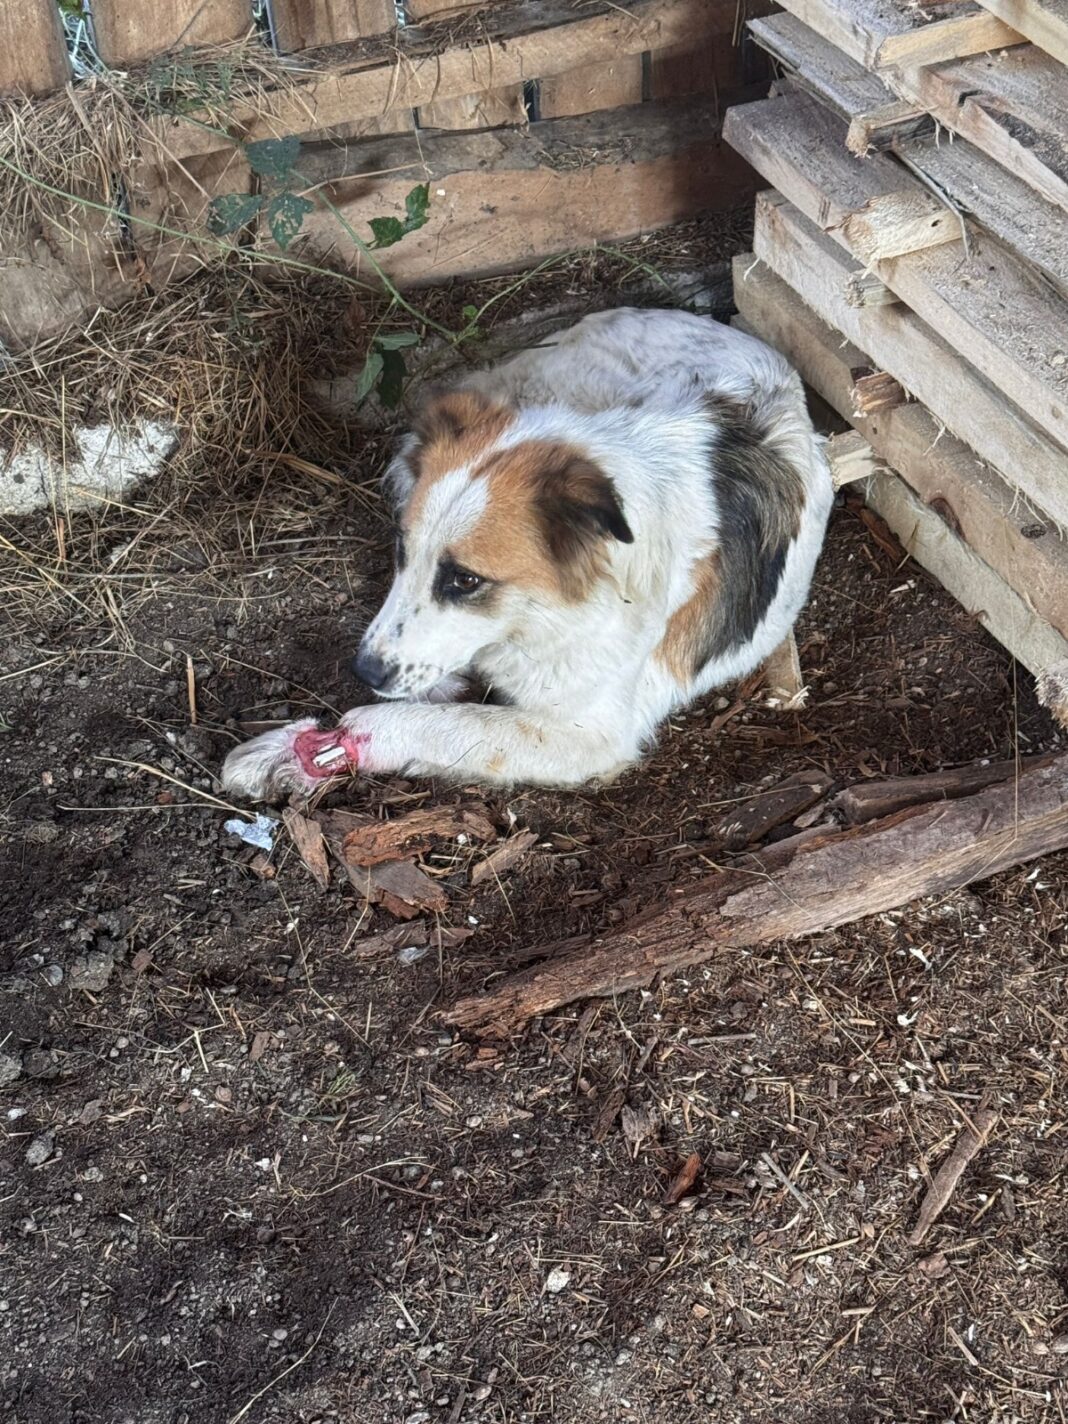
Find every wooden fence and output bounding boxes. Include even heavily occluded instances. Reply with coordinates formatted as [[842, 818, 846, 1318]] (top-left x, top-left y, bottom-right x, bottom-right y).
[[0, 0, 771, 349]]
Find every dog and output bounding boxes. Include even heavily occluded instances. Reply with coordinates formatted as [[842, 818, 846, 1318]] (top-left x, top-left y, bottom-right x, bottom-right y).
[[221, 308, 833, 801]]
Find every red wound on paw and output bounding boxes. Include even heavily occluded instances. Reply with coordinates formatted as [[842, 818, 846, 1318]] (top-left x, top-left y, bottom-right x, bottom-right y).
[[293, 727, 367, 780]]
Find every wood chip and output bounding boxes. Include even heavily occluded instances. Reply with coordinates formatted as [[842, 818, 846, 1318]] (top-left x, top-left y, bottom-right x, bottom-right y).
[[249, 1031, 273, 1063], [342, 803, 495, 867], [620, 1104, 660, 1150], [346, 858, 449, 919], [282, 808, 331, 890], [591, 1085, 627, 1143], [664, 1151, 702, 1205], [909, 1108, 998, 1246], [714, 770, 831, 850], [130, 948, 153, 975], [353, 923, 428, 958], [471, 828, 539, 885], [248, 852, 275, 880]]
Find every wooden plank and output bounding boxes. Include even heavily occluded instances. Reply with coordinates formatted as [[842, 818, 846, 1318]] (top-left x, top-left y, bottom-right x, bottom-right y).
[[0, 0, 70, 96], [725, 94, 1068, 454], [749, 17, 1068, 288], [292, 96, 753, 285], [774, 0, 1022, 68], [417, 87, 527, 128], [272, 0, 396, 49], [749, 192, 1068, 533], [974, 0, 1068, 65], [539, 57, 644, 119], [164, 0, 710, 158], [867, 466, 1068, 678], [723, 93, 962, 263], [732, 255, 1068, 636], [894, 47, 1068, 215], [748, 13, 931, 151], [91, 0, 252, 64]]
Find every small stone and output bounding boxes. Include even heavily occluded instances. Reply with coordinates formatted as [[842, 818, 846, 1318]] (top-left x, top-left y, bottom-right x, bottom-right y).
[[272, 1327, 288, 1341], [1051, 1335, 1068, 1354], [42, 965, 63, 987], [69, 948, 114, 993], [545, 1267, 571, 1294], [0, 1052, 21, 1087], [472, 1384, 492, 1402], [26, 1130, 55, 1167]]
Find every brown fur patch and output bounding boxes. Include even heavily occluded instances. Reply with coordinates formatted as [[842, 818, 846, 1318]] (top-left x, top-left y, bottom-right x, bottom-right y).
[[454, 441, 632, 602], [405, 391, 513, 522], [655, 553, 721, 683]]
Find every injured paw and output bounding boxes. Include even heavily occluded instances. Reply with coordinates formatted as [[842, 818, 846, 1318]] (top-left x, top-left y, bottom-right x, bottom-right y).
[[293, 726, 366, 779]]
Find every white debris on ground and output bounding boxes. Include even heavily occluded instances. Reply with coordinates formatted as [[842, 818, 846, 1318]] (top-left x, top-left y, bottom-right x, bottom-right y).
[[0, 420, 178, 516]]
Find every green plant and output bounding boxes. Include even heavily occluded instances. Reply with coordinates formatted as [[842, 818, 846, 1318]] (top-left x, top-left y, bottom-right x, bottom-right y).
[[209, 136, 432, 406]]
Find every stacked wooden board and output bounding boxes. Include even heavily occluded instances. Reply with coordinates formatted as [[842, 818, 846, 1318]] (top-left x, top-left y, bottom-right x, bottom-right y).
[[723, 0, 1068, 724]]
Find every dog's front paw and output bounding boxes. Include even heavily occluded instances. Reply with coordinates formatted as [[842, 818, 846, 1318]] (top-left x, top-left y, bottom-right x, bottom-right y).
[[220, 718, 323, 802]]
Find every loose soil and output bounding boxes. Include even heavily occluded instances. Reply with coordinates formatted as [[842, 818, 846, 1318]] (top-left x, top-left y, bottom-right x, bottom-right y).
[[2, 227, 1067, 1424]]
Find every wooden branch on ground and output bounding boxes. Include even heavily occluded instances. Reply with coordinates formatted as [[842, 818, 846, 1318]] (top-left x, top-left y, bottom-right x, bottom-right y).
[[909, 1107, 999, 1245], [441, 756, 1068, 1036]]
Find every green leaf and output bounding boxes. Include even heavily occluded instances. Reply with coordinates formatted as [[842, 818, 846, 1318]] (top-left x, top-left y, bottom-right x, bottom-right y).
[[367, 216, 406, 250], [404, 183, 430, 233], [245, 136, 301, 184], [377, 349, 407, 409], [373, 330, 420, 351], [354, 351, 385, 404], [208, 192, 262, 236], [462, 304, 479, 322], [265, 191, 314, 251]]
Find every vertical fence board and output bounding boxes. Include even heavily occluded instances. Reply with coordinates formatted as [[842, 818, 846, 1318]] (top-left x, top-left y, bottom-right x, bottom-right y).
[[91, 0, 253, 66], [539, 56, 644, 118], [271, 0, 396, 50], [0, 0, 70, 96]]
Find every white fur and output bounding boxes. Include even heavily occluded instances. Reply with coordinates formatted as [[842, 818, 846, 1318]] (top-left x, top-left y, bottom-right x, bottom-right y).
[[222, 310, 833, 800]]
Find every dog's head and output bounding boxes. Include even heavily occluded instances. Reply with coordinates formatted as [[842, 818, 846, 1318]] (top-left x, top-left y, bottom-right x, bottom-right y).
[[354, 390, 633, 699]]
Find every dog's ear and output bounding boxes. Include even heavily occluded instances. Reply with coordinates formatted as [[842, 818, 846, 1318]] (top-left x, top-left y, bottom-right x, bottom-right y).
[[413, 388, 508, 448], [533, 451, 633, 598], [384, 436, 419, 513]]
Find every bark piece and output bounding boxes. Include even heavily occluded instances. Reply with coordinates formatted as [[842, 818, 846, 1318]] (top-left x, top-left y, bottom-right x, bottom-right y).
[[471, 830, 540, 886], [909, 1108, 999, 1246], [342, 803, 495, 867]]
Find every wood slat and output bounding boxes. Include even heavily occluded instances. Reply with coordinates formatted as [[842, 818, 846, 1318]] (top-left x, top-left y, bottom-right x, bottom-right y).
[[725, 93, 1068, 454], [271, 0, 397, 50], [539, 57, 644, 118], [163, 0, 711, 159], [749, 13, 931, 151], [0, 0, 70, 96], [975, 0, 1068, 65], [894, 47, 1068, 215], [733, 255, 1068, 638], [290, 96, 754, 285], [91, 0, 252, 65], [749, 191, 1068, 533], [775, 0, 1022, 68]]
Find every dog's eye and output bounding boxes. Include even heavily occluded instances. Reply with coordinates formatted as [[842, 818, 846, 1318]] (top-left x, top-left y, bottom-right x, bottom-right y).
[[450, 568, 483, 595]]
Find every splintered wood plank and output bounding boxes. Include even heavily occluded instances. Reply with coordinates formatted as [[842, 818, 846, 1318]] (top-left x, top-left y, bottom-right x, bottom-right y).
[[775, 0, 1022, 68], [0, 0, 70, 96], [164, 0, 708, 157], [895, 47, 1068, 214], [539, 56, 644, 118], [748, 192, 1068, 532], [725, 94, 1068, 454], [292, 97, 753, 284], [723, 93, 962, 262], [271, 0, 396, 49], [974, 0, 1068, 64], [732, 255, 1068, 636], [91, 0, 252, 64], [748, 13, 931, 151]]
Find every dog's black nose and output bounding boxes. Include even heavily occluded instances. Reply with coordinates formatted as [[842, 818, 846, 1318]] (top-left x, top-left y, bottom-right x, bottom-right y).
[[353, 647, 390, 691]]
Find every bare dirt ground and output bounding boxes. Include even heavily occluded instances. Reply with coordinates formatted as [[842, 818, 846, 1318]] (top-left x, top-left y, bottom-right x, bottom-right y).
[[2, 223, 1068, 1424]]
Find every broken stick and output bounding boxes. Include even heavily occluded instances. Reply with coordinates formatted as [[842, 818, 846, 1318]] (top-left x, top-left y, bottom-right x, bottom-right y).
[[442, 755, 1068, 1037], [908, 1108, 998, 1246]]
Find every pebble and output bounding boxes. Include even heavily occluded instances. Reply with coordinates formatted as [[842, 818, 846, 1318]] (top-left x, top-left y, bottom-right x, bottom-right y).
[[69, 949, 115, 994], [545, 1267, 571, 1294], [42, 965, 63, 987], [0, 1052, 21, 1087], [26, 1130, 55, 1167]]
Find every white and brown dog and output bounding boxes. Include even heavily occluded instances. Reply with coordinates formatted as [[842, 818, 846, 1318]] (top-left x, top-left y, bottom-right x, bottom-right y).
[[221, 308, 833, 800]]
